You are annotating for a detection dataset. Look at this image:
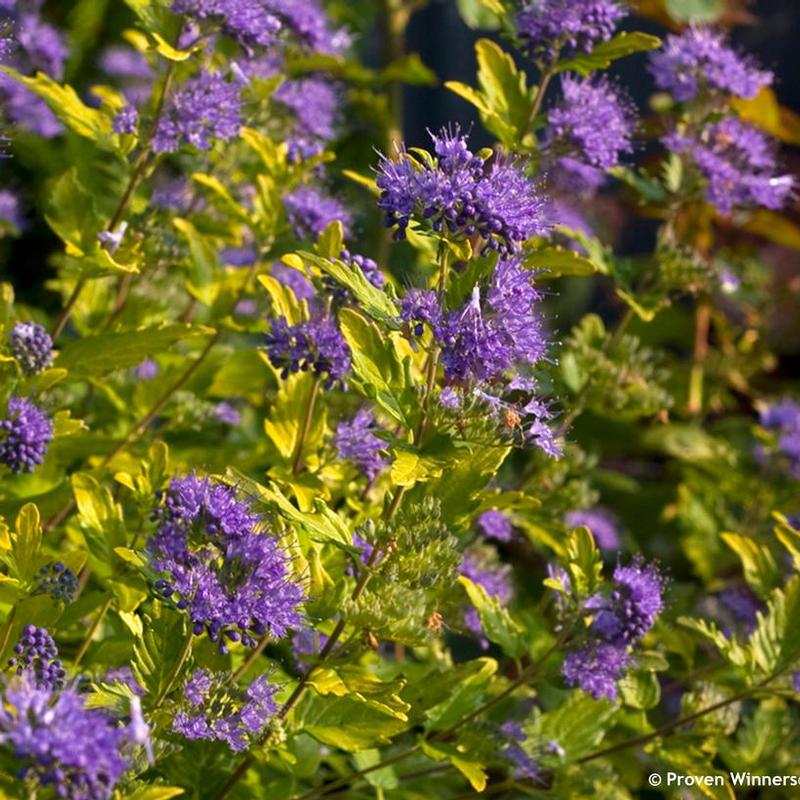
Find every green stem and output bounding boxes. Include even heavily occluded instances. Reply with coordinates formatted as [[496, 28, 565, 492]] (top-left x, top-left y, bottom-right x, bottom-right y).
[[73, 596, 112, 668], [687, 300, 711, 416], [291, 377, 321, 475], [524, 67, 555, 132], [0, 606, 17, 662], [154, 630, 193, 710]]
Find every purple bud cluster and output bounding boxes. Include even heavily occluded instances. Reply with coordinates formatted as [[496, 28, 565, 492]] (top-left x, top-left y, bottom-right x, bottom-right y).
[[9, 321, 53, 375], [8, 625, 65, 690], [0, 396, 53, 474], [476, 509, 513, 543], [264, 316, 351, 389], [0, 676, 129, 799], [546, 76, 635, 191], [376, 127, 548, 255], [649, 27, 772, 102], [273, 77, 339, 161], [284, 185, 353, 240], [565, 507, 620, 550], [173, 669, 279, 751], [340, 249, 385, 290], [334, 408, 388, 481], [36, 562, 78, 603], [152, 72, 242, 153], [147, 474, 304, 652], [515, 0, 627, 61], [563, 557, 664, 699], [664, 118, 794, 215]]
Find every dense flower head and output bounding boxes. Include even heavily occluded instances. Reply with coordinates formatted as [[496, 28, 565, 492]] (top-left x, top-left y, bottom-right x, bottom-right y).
[[285, 185, 353, 239], [562, 641, 629, 699], [376, 127, 548, 255], [334, 408, 387, 481], [649, 27, 772, 102], [267, 0, 351, 55], [461, 545, 513, 643], [35, 562, 78, 603], [476, 509, 513, 543], [8, 625, 65, 690], [172, 0, 282, 49], [264, 316, 351, 388], [589, 557, 665, 645], [147, 473, 305, 651], [0, 676, 129, 799], [565, 507, 620, 550], [152, 72, 242, 153], [546, 76, 635, 190], [664, 117, 794, 215], [516, 0, 627, 61], [173, 669, 279, 751], [273, 76, 339, 161], [9, 321, 53, 375], [400, 289, 443, 336], [0, 396, 53, 474], [112, 105, 138, 135]]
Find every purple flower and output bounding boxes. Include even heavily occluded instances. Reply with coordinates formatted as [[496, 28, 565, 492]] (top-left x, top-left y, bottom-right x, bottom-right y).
[[264, 316, 351, 389], [0, 189, 25, 231], [0, 676, 129, 799], [793, 672, 800, 694], [153, 72, 242, 153], [376, 127, 548, 255], [565, 507, 620, 550], [135, 358, 159, 381], [562, 641, 629, 700], [758, 397, 800, 477], [104, 666, 145, 697], [8, 625, 65, 690], [214, 401, 241, 426], [147, 474, 305, 651], [9, 322, 53, 375], [718, 586, 762, 633], [476, 510, 513, 543], [461, 546, 513, 644], [35, 562, 78, 603], [499, 721, 541, 781], [589, 558, 664, 645], [267, 0, 351, 55], [284, 185, 352, 239], [546, 76, 635, 190], [0, 396, 53, 474], [334, 408, 387, 481], [516, 0, 627, 61], [649, 27, 772, 102], [173, 669, 279, 752], [400, 289, 442, 336], [112, 104, 138, 134], [664, 117, 794, 214], [273, 77, 339, 160], [99, 46, 153, 105], [340, 249, 385, 290], [172, 0, 282, 49], [271, 262, 317, 301]]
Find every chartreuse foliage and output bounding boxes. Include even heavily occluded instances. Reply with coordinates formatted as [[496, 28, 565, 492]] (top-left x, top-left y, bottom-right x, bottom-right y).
[[0, 0, 799, 798]]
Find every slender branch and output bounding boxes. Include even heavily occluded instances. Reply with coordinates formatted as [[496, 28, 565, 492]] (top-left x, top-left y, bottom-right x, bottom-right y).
[[73, 596, 112, 668], [687, 300, 711, 416], [292, 377, 321, 475], [525, 68, 555, 133], [153, 630, 194, 710]]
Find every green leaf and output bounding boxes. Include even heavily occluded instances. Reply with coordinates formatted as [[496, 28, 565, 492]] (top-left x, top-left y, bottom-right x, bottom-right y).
[[456, 0, 502, 29], [458, 576, 527, 657], [748, 576, 800, 676], [556, 32, 662, 76], [121, 787, 184, 800], [421, 740, 488, 791], [721, 532, 780, 598], [264, 371, 326, 463], [56, 323, 214, 378], [521, 245, 600, 278], [424, 658, 497, 732], [295, 693, 410, 752], [307, 666, 411, 720], [11, 504, 42, 583], [133, 603, 190, 701], [565, 526, 603, 598], [619, 670, 661, 710], [666, 0, 722, 22], [173, 218, 220, 299], [679, 617, 749, 668]]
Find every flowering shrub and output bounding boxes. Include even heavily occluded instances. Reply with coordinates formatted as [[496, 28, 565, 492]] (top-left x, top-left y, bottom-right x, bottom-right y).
[[0, 0, 799, 798]]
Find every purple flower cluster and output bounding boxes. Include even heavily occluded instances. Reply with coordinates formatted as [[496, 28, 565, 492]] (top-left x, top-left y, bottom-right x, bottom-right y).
[[0, 2, 67, 137], [0, 676, 129, 799], [264, 316, 351, 388], [516, 0, 627, 61], [499, 720, 542, 781], [649, 27, 772, 102], [0, 189, 25, 231], [718, 586, 762, 634], [268, 0, 351, 55], [36, 562, 78, 603], [563, 557, 664, 699], [99, 46, 153, 106], [476, 509, 513, 543], [664, 118, 794, 215], [273, 77, 339, 161], [151, 72, 242, 153], [461, 546, 513, 645], [340, 249, 385, 290], [546, 76, 635, 191], [565, 507, 620, 550], [758, 397, 800, 477], [377, 127, 548, 255], [284, 185, 353, 239], [172, 0, 282, 49], [173, 669, 279, 752], [112, 105, 138, 135], [333, 408, 387, 481], [0, 396, 53, 474], [147, 474, 304, 652], [8, 625, 65, 690], [9, 321, 54, 375], [272, 262, 317, 301]]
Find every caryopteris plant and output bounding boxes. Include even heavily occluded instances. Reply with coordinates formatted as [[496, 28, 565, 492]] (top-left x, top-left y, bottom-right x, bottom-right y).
[[0, 0, 799, 797]]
